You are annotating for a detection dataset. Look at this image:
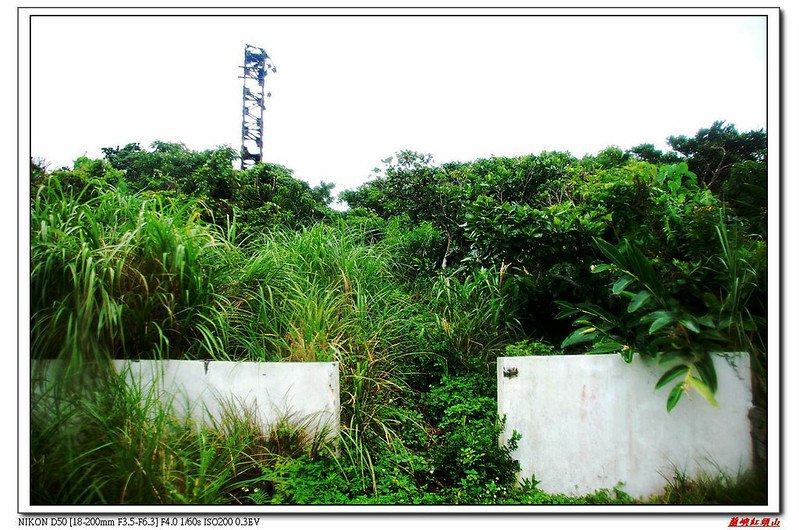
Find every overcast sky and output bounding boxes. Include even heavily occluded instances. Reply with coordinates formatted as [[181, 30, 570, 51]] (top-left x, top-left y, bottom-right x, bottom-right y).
[[30, 14, 767, 197]]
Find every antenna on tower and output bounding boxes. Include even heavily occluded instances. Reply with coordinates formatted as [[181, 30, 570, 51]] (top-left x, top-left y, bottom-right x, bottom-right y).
[[239, 44, 277, 170]]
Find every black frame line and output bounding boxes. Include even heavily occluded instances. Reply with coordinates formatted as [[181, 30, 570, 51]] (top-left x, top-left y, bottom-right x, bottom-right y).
[[18, 5, 781, 518]]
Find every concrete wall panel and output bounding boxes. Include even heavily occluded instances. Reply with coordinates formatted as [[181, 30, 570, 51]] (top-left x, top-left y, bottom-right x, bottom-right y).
[[114, 360, 339, 439], [497, 354, 752, 499]]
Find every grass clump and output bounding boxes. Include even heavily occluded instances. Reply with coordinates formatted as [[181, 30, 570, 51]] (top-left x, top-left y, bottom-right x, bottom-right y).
[[31, 173, 235, 365], [30, 370, 334, 505], [650, 469, 767, 505]]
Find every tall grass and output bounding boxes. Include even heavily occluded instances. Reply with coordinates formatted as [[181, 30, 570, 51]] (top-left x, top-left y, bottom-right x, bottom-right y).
[[31, 182, 430, 498], [216, 223, 440, 495], [427, 264, 523, 372], [233, 224, 406, 358], [713, 216, 767, 389], [32, 175, 531, 500], [30, 369, 332, 505], [31, 174, 235, 372], [32, 172, 424, 382], [228, 224, 427, 447]]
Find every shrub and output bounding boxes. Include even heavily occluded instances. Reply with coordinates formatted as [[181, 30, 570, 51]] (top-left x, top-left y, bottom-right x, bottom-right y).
[[504, 339, 560, 357], [420, 373, 521, 503]]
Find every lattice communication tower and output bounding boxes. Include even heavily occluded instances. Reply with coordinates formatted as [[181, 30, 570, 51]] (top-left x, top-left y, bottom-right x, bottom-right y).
[[239, 44, 277, 170]]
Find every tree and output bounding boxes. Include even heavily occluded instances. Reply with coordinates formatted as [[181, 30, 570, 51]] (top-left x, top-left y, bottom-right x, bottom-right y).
[[626, 143, 683, 165], [667, 121, 766, 192], [235, 163, 334, 232], [192, 146, 238, 199], [102, 141, 211, 192], [312, 181, 335, 205], [724, 160, 767, 236]]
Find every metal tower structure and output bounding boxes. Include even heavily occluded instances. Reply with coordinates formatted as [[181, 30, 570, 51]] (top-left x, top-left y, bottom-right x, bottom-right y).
[[239, 44, 276, 170]]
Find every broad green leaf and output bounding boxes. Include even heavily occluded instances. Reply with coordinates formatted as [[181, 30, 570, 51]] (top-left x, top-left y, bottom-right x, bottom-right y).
[[619, 291, 635, 300], [658, 351, 683, 365], [699, 329, 726, 343], [619, 347, 634, 363], [649, 315, 675, 334], [586, 339, 624, 354], [689, 376, 718, 407], [594, 238, 624, 268], [702, 292, 720, 307], [626, 242, 662, 297], [679, 318, 700, 333], [561, 327, 598, 348], [694, 357, 718, 393], [642, 309, 671, 322], [655, 364, 689, 389], [619, 290, 635, 300], [591, 263, 613, 273], [612, 277, 634, 295], [628, 290, 651, 313], [694, 314, 715, 328], [554, 302, 580, 319], [666, 383, 684, 412]]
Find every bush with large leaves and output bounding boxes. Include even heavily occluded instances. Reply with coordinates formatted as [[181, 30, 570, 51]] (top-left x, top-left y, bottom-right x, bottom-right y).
[[557, 217, 765, 411]]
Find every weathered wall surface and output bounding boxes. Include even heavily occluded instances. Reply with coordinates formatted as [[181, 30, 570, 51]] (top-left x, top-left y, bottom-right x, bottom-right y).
[[113, 360, 340, 439], [497, 354, 752, 499]]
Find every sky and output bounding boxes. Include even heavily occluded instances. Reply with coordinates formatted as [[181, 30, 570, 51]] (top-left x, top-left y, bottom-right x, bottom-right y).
[[30, 13, 767, 200]]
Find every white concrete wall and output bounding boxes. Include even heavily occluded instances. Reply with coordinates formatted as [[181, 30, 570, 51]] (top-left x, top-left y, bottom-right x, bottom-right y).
[[497, 354, 752, 499], [113, 360, 340, 440], [33, 360, 339, 442]]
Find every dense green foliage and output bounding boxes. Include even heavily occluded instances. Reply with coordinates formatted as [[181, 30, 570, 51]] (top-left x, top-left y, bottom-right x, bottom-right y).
[[30, 122, 768, 505], [342, 128, 767, 404]]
